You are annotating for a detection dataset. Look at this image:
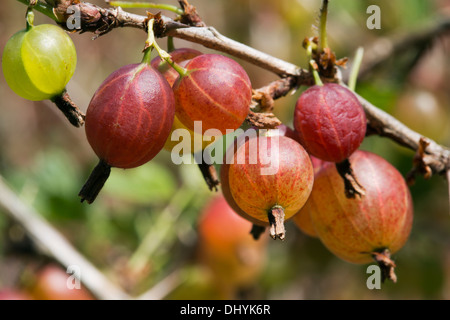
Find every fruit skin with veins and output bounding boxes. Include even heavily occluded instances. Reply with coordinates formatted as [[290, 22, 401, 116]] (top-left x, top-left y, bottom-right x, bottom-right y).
[[220, 142, 266, 228], [220, 125, 302, 228], [293, 83, 367, 163], [227, 134, 314, 239], [308, 150, 413, 264], [292, 156, 325, 238], [173, 54, 252, 135], [293, 200, 317, 238], [151, 48, 215, 153], [85, 63, 174, 169], [151, 47, 202, 86], [2, 24, 76, 101], [79, 62, 175, 203], [197, 195, 267, 290]]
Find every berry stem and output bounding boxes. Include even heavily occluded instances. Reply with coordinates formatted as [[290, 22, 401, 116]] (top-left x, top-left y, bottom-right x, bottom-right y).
[[143, 18, 189, 77], [25, 7, 34, 30], [304, 38, 323, 86], [319, 0, 329, 50], [107, 1, 185, 15], [17, 0, 59, 23], [50, 90, 86, 127], [348, 47, 364, 92], [310, 60, 323, 86], [197, 162, 220, 192], [371, 248, 397, 283], [167, 36, 175, 52], [79, 159, 112, 204], [268, 205, 286, 240]]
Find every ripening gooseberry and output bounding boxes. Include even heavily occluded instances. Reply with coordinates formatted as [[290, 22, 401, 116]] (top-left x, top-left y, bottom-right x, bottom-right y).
[[173, 54, 252, 135], [151, 47, 202, 86], [308, 150, 413, 280], [292, 155, 325, 238], [79, 63, 175, 204], [151, 48, 215, 153], [227, 134, 314, 240], [220, 125, 300, 231], [293, 83, 366, 163]]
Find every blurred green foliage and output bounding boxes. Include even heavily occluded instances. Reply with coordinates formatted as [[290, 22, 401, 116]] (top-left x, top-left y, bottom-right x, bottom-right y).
[[0, 0, 449, 300]]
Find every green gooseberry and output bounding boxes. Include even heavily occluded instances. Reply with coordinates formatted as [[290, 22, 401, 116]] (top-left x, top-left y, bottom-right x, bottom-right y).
[[2, 23, 77, 101]]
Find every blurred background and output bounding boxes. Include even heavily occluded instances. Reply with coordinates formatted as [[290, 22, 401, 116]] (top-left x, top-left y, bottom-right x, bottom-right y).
[[0, 0, 449, 300]]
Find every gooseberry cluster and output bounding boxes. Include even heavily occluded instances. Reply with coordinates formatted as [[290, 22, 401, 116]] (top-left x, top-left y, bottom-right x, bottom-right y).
[[78, 32, 252, 203], [1, 4, 415, 284]]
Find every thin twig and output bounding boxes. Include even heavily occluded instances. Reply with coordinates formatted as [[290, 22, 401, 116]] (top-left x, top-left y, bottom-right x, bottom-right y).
[[13, 0, 450, 198], [0, 175, 130, 300], [354, 88, 450, 177]]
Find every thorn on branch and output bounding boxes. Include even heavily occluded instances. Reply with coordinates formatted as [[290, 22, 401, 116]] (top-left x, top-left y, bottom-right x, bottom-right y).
[[251, 76, 300, 112], [246, 111, 281, 130], [252, 90, 274, 112], [406, 137, 433, 185], [177, 0, 205, 27], [145, 12, 166, 37]]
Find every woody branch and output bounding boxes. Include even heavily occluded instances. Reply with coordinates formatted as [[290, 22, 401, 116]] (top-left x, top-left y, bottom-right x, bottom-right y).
[[18, 0, 450, 188]]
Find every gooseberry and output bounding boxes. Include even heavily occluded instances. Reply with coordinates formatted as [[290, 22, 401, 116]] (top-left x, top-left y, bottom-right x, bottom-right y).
[[308, 150, 413, 280], [220, 125, 299, 231], [227, 134, 314, 240], [173, 54, 252, 135], [2, 23, 76, 101], [2, 18, 82, 127], [293, 83, 367, 163], [0, 289, 32, 300], [151, 47, 202, 86], [79, 62, 175, 203], [292, 156, 325, 238], [151, 48, 214, 153]]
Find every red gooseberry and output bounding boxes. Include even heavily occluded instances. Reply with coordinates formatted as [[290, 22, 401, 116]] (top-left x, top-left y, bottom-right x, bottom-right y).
[[226, 133, 314, 240], [293, 83, 367, 163], [173, 54, 252, 135], [79, 62, 175, 203], [308, 150, 413, 281]]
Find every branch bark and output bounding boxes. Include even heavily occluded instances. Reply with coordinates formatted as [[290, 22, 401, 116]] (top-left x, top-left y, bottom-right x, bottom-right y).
[[14, 0, 450, 195], [356, 88, 450, 177]]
